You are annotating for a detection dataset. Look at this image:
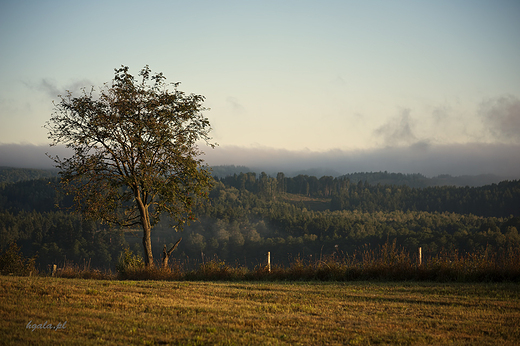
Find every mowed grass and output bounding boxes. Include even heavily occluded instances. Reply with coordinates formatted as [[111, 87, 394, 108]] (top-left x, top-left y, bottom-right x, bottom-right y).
[[1, 276, 519, 345]]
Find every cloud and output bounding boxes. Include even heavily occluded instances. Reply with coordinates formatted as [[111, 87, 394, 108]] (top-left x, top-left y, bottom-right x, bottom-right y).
[[39, 79, 62, 99], [202, 142, 520, 178], [431, 104, 451, 123], [226, 97, 246, 115], [373, 108, 417, 146], [0, 143, 71, 169], [3, 142, 520, 179], [330, 75, 347, 87], [479, 95, 520, 142], [24, 78, 97, 99]]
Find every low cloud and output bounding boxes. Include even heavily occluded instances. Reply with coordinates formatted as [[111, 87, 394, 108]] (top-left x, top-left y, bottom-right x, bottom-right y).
[[0, 143, 71, 169], [2, 142, 520, 179], [479, 95, 520, 142], [203, 143, 520, 178]]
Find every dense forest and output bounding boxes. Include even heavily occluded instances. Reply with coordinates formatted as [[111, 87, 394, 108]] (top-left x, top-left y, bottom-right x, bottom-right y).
[[0, 166, 58, 185], [1, 167, 519, 271]]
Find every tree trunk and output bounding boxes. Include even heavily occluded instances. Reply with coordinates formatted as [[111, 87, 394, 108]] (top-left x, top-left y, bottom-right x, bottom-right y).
[[136, 193, 154, 268], [142, 223, 154, 267], [162, 238, 182, 269]]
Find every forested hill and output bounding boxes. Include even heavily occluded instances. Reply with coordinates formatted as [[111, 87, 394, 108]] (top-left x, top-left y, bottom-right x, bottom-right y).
[[338, 172, 504, 188], [211, 167, 506, 188], [1, 165, 505, 187], [0, 167, 58, 185], [216, 172, 520, 218], [1, 169, 519, 218], [1, 168, 520, 270]]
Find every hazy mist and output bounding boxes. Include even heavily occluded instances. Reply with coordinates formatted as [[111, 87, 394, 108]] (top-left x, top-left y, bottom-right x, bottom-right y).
[[2, 142, 519, 179], [202, 143, 520, 179]]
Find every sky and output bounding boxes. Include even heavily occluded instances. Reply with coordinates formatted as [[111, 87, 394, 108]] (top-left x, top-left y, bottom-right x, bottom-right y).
[[1, 0, 520, 177]]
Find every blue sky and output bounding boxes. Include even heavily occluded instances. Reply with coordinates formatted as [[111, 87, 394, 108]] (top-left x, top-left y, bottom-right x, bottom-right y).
[[1, 0, 520, 176]]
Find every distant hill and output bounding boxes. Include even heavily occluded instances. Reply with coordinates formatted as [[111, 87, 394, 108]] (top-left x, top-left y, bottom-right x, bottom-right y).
[[427, 174, 504, 187], [0, 167, 58, 185], [0, 165, 506, 188], [212, 167, 506, 188], [338, 171, 505, 188], [285, 167, 342, 178], [210, 165, 252, 178]]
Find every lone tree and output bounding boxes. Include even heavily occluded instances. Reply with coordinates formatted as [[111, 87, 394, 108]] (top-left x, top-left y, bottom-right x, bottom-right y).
[[46, 65, 215, 268]]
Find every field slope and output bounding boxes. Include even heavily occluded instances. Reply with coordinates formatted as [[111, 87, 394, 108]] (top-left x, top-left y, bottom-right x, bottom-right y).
[[1, 276, 519, 345]]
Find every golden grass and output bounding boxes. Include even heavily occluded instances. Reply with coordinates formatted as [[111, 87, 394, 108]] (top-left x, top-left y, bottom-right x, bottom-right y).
[[1, 276, 519, 345]]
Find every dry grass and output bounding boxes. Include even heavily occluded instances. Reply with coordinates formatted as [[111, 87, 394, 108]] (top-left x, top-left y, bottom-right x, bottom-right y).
[[56, 262, 114, 280], [1, 276, 519, 345], [49, 242, 520, 283]]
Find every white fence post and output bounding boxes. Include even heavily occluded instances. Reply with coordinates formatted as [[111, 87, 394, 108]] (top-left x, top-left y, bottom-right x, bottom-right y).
[[267, 252, 271, 273]]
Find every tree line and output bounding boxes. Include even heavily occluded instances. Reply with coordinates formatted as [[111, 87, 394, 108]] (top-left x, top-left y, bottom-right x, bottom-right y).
[[217, 172, 520, 217]]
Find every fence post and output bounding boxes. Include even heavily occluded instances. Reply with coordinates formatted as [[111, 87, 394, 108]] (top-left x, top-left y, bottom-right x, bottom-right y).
[[267, 252, 271, 273], [418, 247, 422, 266], [52, 264, 57, 277]]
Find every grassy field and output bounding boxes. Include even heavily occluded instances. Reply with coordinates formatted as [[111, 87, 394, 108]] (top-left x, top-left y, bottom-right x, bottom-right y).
[[1, 276, 519, 345]]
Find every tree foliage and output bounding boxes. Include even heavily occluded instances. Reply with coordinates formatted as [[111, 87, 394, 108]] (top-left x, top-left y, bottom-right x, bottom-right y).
[[0, 242, 37, 276], [45, 66, 215, 266]]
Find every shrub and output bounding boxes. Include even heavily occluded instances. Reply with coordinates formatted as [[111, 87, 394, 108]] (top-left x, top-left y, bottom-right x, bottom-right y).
[[116, 248, 144, 276], [244, 264, 272, 281], [56, 261, 115, 280], [0, 243, 37, 276], [315, 259, 347, 281], [115, 248, 184, 280]]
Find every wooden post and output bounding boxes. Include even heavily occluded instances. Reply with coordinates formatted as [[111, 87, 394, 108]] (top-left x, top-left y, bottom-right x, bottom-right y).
[[418, 247, 422, 266], [267, 252, 271, 273], [52, 264, 57, 277]]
